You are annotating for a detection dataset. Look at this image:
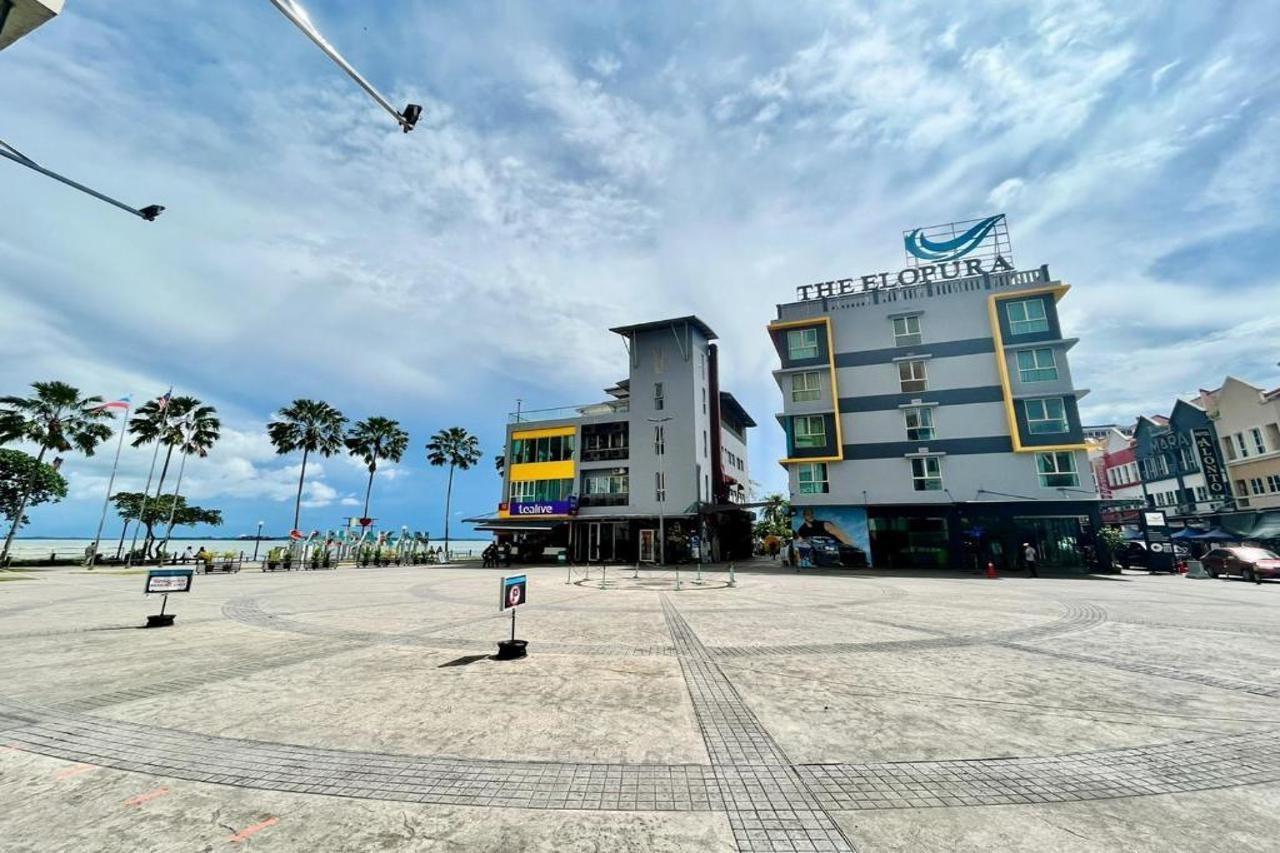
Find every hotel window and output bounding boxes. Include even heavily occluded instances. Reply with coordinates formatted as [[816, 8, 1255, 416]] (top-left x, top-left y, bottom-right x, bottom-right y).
[[1195, 486, 1208, 502], [1251, 478, 1266, 495], [1251, 427, 1267, 455], [1222, 437, 1237, 461], [1006, 298, 1049, 335], [1268, 475, 1280, 493], [702, 386, 708, 414], [794, 415, 827, 449], [1235, 479, 1248, 497], [654, 382, 664, 411], [898, 359, 927, 393], [699, 350, 707, 380], [1179, 446, 1198, 472], [1155, 454, 1170, 477], [891, 315, 922, 347], [791, 371, 821, 402], [653, 346, 664, 374], [703, 429, 709, 457], [1025, 397, 1068, 434], [787, 328, 819, 360], [1037, 451, 1079, 487], [797, 462, 829, 494], [1016, 348, 1058, 382], [509, 478, 574, 504], [655, 470, 666, 502], [653, 424, 665, 455], [904, 406, 935, 441], [582, 469, 629, 504], [1235, 433, 1249, 458], [910, 457, 943, 491]]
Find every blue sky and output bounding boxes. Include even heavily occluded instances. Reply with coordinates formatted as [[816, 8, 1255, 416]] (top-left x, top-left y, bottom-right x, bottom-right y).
[[2, 0, 1278, 538]]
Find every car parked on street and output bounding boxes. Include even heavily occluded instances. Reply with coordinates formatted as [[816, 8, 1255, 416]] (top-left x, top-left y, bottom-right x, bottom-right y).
[[1201, 547, 1280, 584], [1116, 541, 1189, 572]]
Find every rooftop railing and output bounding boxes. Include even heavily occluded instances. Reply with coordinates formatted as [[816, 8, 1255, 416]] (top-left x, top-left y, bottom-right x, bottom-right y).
[[509, 400, 629, 424]]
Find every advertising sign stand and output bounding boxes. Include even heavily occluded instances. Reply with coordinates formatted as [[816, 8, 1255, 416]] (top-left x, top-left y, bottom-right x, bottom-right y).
[[496, 574, 528, 660], [143, 568, 193, 628]]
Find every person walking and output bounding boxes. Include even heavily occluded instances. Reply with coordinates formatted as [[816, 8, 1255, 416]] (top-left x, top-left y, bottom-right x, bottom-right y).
[[1022, 542, 1039, 577]]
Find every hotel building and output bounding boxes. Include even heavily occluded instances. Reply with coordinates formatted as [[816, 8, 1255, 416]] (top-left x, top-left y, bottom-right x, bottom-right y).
[[769, 264, 1102, 570], [470, 317, 756, 563]]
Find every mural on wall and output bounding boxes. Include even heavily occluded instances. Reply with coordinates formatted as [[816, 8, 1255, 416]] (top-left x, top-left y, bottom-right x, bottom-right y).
[[792, 505, 872, 568]]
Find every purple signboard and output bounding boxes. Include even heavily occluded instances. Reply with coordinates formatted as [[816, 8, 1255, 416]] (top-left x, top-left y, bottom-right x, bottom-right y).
[[509, 497, 577, 516]]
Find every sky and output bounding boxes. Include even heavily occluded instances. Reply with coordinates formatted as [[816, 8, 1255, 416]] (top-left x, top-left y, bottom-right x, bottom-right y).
[[1, 0, 1278, 539]]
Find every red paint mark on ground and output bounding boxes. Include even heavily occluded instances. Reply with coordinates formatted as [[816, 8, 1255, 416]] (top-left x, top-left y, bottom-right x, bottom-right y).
[[228, 817, 278, 843], [124, 787, 169, 807], [55, 763, 96, 780], [1, 743, 21, 753]]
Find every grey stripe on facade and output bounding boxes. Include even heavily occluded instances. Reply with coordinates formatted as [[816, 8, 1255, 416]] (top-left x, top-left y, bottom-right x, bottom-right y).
[[834, 337, 995, 367], [841, 436, 1014, 460], [838, 386, 1006, 413]]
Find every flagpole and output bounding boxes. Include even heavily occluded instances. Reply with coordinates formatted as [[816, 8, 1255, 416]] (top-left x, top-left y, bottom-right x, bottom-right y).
[[89, 402, 130, 569], [127, 387, 171, 566]]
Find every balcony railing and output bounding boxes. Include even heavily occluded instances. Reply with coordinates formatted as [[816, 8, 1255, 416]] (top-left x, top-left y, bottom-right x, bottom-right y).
[[582, 446, 629, 462], [578, 493, 629, 508], [509, 401, 629, 424]]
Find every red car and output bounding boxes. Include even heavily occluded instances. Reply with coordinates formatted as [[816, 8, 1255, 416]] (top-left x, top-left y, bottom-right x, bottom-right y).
[[1201, 547, 1280, 584]]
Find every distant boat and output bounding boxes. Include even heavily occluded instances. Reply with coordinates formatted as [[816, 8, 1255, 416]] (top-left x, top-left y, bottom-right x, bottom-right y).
[[236, 533, 273, 540]]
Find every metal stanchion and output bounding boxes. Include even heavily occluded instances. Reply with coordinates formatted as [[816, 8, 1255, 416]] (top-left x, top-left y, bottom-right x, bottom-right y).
[[728, 562, 737, 587]]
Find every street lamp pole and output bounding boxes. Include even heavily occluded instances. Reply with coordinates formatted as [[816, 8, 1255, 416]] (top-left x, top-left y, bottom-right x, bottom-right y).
[[1, 139, 164, 221], [252, 520, 264, 562], [265, 0, 422, 132]]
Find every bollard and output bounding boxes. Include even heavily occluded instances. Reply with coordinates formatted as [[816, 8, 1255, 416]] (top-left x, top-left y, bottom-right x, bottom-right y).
[[985, 561, 997, 579], [566, 562, 572, 585], [728, 562, 737, 587], [695, 563, 704, 584], [599, 564, 607, 590]]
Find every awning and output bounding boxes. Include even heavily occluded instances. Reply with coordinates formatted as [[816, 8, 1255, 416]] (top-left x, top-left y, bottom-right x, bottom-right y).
[[1192, 528, 1237, 541], [471, 523, 558, 533], [1239, 511, 1280, 540], [1170, 527, 1204, 540]]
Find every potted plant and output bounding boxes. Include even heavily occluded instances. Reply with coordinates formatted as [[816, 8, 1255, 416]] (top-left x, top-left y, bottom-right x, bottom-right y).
[[359, 546, 372, 567], [220, 550, 236, 572], [265, 546, 282, 572]]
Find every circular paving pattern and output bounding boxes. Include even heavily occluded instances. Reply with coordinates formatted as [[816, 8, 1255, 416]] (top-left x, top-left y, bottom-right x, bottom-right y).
[[3, 566, 1279, 852]]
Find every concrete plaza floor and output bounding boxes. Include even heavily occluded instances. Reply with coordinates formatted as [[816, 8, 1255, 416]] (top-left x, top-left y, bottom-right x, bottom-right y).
[[1, 561, 1278, 851]]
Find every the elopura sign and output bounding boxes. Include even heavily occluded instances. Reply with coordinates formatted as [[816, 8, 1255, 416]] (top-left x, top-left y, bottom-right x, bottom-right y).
[[796, 214, 1015, 301], [145, 568, 193, 594]]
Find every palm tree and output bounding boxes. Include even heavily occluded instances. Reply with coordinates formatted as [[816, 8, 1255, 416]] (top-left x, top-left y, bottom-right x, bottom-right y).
[[128, 396, 220, 555], [761, 493, 791, 535], [345, 416, 410, 519], [426, 427, 481, 561], [128, 396, 219, 500], [0, 381, 115, 560], [268, 399, 347, 531]]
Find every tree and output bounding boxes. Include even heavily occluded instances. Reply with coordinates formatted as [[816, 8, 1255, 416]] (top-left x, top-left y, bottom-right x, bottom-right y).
[[344, 416, 410, 519], [111, 492, 222, 556], [0, 449, 68, 534], [128, 395, 220, 499], [268, 399, 347, 531], [128, 395, 220, 555], [759, 493, 792, 537], [0, 381, 115, 560], [426, 427, 481, 561]]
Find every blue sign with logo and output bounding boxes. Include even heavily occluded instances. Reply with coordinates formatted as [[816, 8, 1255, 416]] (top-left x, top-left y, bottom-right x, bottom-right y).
[[904, 214, 1005, 262], [509, 496, 577, 516]]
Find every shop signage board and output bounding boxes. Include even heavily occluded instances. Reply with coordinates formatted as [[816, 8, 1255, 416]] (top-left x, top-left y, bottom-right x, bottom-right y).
[[145, 569, 193, 594], [1143, 511, 1167, 529], [509, 497, 577, 516]]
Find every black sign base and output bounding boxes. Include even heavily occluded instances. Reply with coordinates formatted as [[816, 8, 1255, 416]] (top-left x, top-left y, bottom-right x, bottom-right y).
[[145, 614, 176, 628], [495, 639, 527, 660]]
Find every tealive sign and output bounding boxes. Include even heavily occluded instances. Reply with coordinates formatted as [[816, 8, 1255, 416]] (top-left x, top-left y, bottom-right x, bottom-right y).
[[796, 255, 1014, 302], [510, 498, 577, 516]]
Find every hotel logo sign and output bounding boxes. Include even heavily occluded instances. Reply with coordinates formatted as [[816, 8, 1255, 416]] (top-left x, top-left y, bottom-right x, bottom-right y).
[[1193, 428, 1230, 504], [797, 214, 1015, 302]]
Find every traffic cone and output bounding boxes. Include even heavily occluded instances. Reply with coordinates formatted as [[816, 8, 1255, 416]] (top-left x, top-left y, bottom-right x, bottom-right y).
[[986, 561, 997, 579]]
